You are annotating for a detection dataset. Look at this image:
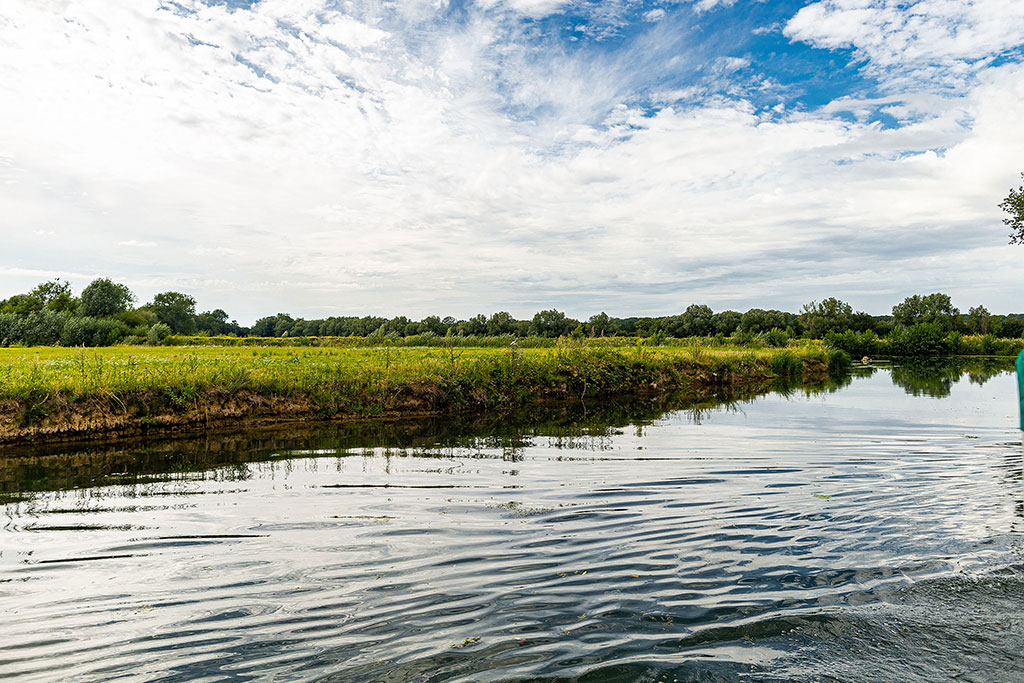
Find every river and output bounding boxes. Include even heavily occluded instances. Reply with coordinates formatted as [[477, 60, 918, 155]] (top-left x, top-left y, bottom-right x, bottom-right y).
[[2, 360, 1022, 682]]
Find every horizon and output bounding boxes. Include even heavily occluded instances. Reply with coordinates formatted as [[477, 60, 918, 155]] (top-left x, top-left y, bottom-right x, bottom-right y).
[[3, 0, 1023, 323]]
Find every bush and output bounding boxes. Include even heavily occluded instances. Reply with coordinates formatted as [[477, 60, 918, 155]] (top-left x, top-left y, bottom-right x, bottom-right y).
[[58, 316, 131, 347], [824, 329, 880, 357], [763, 327, 790, 348], [886, 323, 949, 357], [147, 323, 172, 345], [827, 348, 852, 376], [0, 313, 21, 347]]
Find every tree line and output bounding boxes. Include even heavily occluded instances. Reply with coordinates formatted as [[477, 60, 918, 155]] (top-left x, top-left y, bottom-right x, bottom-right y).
[[0, 278, 244, 347], [0, 278, 1021, 348]]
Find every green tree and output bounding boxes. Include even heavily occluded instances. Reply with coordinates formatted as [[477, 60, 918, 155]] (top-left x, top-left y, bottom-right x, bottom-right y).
[[800, 298, 853, 339], [486, 311, 517, 336], [0, 294, 43, 315], [680, 304, 714, 336], [194, 309, 243, 335], [251, 313, 293, 337], [587, 312, 614, 337], [1000, 172, 1024, 244], [461, 314, 487, 336], [892, 293, 960, 332], [967, 305, 990, 335], [148, 291, 197, 334], [30, 279, 77, 312], [739, 308, 795, 334], [80, 278, 134, 317], [712, 310, 742, 336], [999, 316, 1024, 338], [633, 317, 658, 337], [420, 315, 452, 336], [530, 309, 574, 337]]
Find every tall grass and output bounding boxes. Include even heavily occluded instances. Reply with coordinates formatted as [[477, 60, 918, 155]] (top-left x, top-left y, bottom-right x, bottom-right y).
[[0, 343, 834, 442]]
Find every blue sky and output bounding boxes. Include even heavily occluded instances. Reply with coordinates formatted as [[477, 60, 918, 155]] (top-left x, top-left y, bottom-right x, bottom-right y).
[[1, 0, 1023, 323]]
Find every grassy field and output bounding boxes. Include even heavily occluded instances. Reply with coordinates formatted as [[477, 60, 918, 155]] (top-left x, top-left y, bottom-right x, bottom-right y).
[[0, 341, 838, 445]]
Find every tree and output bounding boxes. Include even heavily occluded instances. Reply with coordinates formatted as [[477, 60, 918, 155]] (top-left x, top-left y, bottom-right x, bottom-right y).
[[712, 310, 742, 336], [530, 309, 574, 337], [30, 279, 77, 312], [1000, 173, 1024, 244], [967, 305, 990, 335], [587, 312, 614, 337], [421, 315, 448, 336], [148, 291, 197, 334], [999, 316, 1024, 339], [0, 294, 43, 315], [680, 304, 714, 337], [892, 293, 960, 332], [461, 314, 487, 336], [194, 309, 243, 336], [486, 311, 517, 336], [251, 313, 294, 337], [800, 298, 853, 339], [739, 308, 795, 334], [80, 278, 134, 317]]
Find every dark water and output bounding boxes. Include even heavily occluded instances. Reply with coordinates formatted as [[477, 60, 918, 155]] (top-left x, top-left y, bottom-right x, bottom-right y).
[[2, 361, 1023, 682]]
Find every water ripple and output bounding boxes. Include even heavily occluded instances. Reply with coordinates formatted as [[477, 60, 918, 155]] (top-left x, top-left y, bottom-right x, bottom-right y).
[[1, 368, 1022, 681]]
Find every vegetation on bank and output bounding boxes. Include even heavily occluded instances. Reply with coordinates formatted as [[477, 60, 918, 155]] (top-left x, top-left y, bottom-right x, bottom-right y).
[[1, 278, 1022, 352], [160, 329, 1024, 358], [0, 343, 839, 445]]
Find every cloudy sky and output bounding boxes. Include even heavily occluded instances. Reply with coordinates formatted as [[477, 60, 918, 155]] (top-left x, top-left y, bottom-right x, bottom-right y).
[[1, 0, 1022, 323]]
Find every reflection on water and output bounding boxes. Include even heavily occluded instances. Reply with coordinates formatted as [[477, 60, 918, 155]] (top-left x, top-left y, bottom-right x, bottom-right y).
[[863, 356, 1012, 398], [1, 362, 1022, 682]]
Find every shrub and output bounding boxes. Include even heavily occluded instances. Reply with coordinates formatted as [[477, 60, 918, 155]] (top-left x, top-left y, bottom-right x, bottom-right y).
[[886, 323, 949, 357], [147, 323, 172, 345], [763, 327, 790, 348]]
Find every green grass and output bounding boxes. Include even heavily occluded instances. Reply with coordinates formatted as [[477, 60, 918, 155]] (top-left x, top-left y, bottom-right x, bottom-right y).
[[0, 341, 833, 443]]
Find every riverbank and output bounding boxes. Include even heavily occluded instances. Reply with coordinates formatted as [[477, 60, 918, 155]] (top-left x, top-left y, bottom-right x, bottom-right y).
[[0, 343, 838, 447]]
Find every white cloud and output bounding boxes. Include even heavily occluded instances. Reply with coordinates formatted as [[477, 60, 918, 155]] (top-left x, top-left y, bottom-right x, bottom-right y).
[[690, 0, 739, 13], [475, 0, 574, 18], [0, 0, 1021, 320], [785, 0, 1024, 86]]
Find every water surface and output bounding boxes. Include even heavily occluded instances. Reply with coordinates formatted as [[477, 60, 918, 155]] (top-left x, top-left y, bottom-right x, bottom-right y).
[[2, 362, 1022, 681]]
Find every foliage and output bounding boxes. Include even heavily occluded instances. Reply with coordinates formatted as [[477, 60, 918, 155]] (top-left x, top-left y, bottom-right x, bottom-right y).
[[194, 309, 245, 336], [147, 323, 173, 345], [530, 309, 576, 337], [762, 327, 792, 348], [824, 329, 880, 357], [29, 279, 78, 313], [738, 308, 799, 334], [1000, 172, 1024, 244], [713, 310, 742, 336], [2, 278, 1023, 356], [801, 297, 853, 339], [80, 278, 134, 318], [586, 312, 614, 337], [487, 311, 517, 336], [147, 291, 197, 334], [891, 293, 961, 332], [997, 316, 1024, 339], [967, 305, 991, 334]]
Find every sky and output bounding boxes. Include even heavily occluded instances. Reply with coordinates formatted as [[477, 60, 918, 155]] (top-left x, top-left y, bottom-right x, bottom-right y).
[[1, 0, 1023, 324]]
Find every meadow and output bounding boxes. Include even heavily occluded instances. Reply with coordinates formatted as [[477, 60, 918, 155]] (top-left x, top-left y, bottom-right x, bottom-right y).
[[0, 341, 837, 445]]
